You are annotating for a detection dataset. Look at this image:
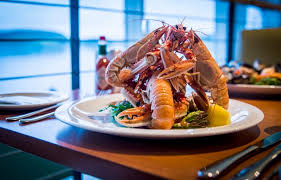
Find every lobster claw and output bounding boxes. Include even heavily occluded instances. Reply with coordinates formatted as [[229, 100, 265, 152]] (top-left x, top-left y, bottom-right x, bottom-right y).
[[115, 107, 152, 127], [158, 47, 195, 79], [184, 72, 210, 112], [192, 92, 209, 112], [158, 60, 195, 79]]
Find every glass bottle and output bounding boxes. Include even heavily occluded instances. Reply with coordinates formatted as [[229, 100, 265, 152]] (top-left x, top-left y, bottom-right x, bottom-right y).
[[95, 36, 112, 95]]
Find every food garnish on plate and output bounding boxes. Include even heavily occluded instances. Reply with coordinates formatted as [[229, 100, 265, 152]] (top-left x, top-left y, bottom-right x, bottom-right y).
[[102, 24, 230, 129], [221, 61, 281, 86]]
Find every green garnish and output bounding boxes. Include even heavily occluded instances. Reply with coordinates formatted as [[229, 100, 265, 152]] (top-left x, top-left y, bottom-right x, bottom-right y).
[[259, 77, 281, 85], [99, 100, 133, 117], [249, 76, 257, 84], [249, 77, 281, 86], [173, 110, 209, 129]]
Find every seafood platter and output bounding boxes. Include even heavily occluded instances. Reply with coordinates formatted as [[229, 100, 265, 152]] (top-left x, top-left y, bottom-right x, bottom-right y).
[[55, 24, 264, 138]]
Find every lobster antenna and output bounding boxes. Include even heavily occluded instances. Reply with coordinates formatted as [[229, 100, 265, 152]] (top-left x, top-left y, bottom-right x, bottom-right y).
[[185, 26, 208, 37], [180, 17, 186, 25], [193, 28, 209, 36], [127, 18, 172, 26]]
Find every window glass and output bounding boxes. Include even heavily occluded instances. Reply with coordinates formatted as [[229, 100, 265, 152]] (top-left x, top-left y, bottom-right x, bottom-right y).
[[245, 6, 262, 29], [80, 0, 123, 11], [10, 0, 69, 5], [0, 2, 70, 39], [258, 0, 281, 5], [261, 9, 281, 28], [79, 9, 125, 40], [0, 75, 71, 93], [234, 4, 280, 31], [144, 0, 216, 20], [143, 15, 216, 37], [0, 41, 71, 78], [232, 3, 281, 61]]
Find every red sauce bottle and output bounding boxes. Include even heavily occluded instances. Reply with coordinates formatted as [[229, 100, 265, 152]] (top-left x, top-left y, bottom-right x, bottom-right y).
[[95, 36, 112, 95]]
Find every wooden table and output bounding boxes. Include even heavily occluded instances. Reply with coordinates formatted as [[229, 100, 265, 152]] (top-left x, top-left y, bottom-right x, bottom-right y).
[[1, 90, 281, 180]]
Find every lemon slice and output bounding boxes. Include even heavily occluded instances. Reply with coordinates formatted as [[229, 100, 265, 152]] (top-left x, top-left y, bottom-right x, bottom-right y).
[[207, 104, 231, 127]]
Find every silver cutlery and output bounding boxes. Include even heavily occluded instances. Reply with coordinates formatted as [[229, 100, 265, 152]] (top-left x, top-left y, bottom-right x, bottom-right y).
[[6, 103, 61, 121], [19, 111, 55, 124], [197, 131, 281, 179], [231, 143, 281, 180]]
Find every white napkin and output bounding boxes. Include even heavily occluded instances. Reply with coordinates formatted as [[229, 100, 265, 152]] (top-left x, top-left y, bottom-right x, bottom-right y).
[[0, 96, 48, 105]]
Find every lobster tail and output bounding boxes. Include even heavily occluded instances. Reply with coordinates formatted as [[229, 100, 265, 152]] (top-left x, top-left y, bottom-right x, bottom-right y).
[[148, 75, 175, 129]]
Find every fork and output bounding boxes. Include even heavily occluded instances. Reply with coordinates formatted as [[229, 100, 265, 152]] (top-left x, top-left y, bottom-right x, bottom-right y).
[[19, 112, 55, 124], [6, 103, 61, 121]]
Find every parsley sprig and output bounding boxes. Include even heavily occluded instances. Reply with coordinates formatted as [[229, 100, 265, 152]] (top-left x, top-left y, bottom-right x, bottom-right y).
[[99, 100, 134, 117]]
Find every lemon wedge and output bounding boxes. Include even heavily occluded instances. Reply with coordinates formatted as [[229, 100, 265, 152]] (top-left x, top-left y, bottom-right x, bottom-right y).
[[207, 104, 231, 127]]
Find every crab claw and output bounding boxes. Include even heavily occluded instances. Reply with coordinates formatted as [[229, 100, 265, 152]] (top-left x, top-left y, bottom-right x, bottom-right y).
[[158, 60, 195, 79], [115, 106, 152, 127]]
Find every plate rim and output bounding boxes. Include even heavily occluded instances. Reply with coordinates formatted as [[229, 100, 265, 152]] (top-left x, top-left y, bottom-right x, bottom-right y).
[[227, 84, 281, 95], [0, 91, 69, 110], [55, 95, 264, 139], [227, 84, 281, 89]]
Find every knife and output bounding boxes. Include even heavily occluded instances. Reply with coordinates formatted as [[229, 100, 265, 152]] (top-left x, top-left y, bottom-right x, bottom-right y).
[[231, 143, 281, 180], [197, 131, 281, 179]]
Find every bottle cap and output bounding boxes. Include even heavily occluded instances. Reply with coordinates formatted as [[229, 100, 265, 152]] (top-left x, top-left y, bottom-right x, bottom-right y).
[[100, 36, 106, 41]]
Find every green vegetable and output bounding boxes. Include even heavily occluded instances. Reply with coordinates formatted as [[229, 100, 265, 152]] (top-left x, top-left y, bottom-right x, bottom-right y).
[[255, 81, 264, 85], [249, 76, 257, 84], [253, 77, 281, 86], [99, 100, 133, 117], [172, 123, 182, 129], [172, 111, 209, 129]]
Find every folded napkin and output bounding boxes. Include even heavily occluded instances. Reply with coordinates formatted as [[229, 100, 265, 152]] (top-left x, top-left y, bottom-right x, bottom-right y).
[[0, 96, 48, 105]]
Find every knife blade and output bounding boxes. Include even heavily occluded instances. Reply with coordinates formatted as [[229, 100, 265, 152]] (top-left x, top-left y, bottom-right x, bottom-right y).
[[197, 131, 281, 179], [231, 143, 281, 180]]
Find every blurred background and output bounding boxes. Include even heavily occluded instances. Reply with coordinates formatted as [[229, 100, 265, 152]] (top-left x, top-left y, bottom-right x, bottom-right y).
[[0, 1, 280, 179], [0, 0, 280, 95]]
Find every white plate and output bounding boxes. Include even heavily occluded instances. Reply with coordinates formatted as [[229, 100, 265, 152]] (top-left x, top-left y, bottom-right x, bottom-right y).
[[228, 84, 281, 95], [55, 94, 264, 139], [0, 91, 69, 110]]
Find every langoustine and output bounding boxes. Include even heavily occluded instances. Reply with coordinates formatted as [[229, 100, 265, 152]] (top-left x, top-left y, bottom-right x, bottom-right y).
[[105, 23, 229, 129]]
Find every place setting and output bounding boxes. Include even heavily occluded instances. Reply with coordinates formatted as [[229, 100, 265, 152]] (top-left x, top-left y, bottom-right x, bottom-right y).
[[2, 91, 69, 124]]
